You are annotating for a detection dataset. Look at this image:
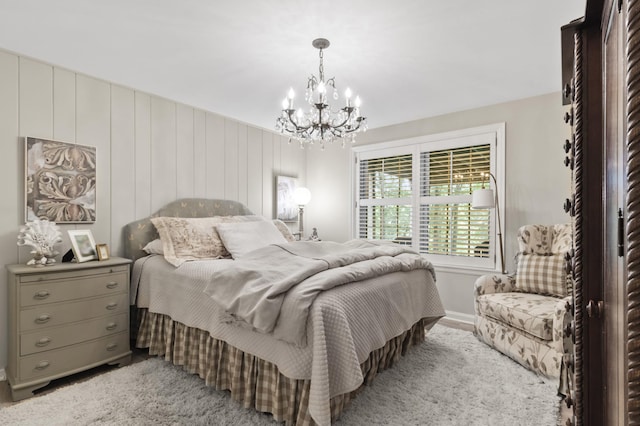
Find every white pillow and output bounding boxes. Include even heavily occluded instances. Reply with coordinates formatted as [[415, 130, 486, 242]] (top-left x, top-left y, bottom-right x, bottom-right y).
[[216, 220, 288, 259], [143, 238, 164, 255], [150, 215, 265, 266], [272, 219, 296, 242]]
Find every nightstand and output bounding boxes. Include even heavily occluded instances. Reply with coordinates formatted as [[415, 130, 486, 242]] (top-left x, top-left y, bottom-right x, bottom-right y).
[[5, 257, 132, 401]]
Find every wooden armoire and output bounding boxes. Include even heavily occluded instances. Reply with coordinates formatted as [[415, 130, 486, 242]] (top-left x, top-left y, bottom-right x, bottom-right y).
[[560, 0, 639, 424]]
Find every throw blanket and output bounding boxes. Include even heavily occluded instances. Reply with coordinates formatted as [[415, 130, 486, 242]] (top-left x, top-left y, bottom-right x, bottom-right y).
[[203, 239, 435, 345]]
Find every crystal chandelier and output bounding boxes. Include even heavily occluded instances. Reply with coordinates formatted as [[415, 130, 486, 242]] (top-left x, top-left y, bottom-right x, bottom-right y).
[[276, 38, 367, 149]]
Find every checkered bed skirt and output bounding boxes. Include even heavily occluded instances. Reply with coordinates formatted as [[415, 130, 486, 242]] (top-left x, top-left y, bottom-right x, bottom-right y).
[[135, 309, 430, 425]]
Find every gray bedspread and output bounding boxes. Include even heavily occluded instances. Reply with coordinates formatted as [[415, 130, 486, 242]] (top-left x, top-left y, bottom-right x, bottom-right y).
[[132, 244, 444, 425], [203, 239, 435, 346]]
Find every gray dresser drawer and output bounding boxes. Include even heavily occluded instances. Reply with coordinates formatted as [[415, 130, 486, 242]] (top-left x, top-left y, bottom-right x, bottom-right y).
[[19, 292, 128, 332], [20, 312, 128, 356], [20, 271, 127, 307], [18, 331, 129, 382], [18, 265, 129, 284]]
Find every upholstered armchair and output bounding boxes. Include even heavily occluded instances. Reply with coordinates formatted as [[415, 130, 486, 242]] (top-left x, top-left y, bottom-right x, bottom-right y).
[[473, 224, 572, 378]]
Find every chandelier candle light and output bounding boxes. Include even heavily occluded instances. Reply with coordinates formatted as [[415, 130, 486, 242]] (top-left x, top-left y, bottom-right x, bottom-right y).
[[276, 38, 367, 149]]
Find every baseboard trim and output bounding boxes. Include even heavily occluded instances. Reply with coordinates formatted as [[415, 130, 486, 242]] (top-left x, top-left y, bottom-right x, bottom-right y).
[[0, 368, 6, 382], [444, 311, 475, 325]]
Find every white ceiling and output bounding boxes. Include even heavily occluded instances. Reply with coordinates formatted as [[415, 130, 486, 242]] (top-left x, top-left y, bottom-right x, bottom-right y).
[[0, 0, 585, 131]]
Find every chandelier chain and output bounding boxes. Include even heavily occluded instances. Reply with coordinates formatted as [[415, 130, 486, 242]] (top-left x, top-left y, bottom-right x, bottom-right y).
[[318, 48, 324, 82]]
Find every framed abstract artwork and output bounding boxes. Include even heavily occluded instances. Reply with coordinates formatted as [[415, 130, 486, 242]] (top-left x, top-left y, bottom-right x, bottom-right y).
[[25, 137, 96, 223], [276, 175, 298, 222]]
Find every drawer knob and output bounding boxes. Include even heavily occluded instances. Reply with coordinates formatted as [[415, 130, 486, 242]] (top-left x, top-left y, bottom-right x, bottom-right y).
[[106, 343, 118, 351], [34, 290, 50, 300], [35, 337, 52, 347], [35, 360, 50, 370], [106, 322, 118, 331], [106, 302, 118, 310], [106, 282, 118, 289], [35, 314, 51, 324]]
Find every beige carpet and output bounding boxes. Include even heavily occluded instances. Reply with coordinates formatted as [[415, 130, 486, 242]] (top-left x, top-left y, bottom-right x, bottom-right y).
[[0, 325, 559, 425]]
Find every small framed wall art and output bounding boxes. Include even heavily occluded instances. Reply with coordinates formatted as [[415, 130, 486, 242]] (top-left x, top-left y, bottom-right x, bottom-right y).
[[276, 175, 298, 222], [68, 229, 98, 262]]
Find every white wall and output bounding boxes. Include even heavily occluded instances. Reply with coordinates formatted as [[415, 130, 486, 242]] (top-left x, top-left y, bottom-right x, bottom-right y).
[[305, 92, 571, 320], [0, 46, 570, 370], [0, 49, 305, 373]]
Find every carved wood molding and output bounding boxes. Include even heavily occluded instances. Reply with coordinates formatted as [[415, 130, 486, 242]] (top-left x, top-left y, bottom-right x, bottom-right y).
[[627, 1, 640, 422], [573, 30, 584, 426]]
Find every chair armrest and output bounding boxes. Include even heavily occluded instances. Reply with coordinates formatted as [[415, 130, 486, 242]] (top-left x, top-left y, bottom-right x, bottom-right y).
[[473, 274, 516, 297], [552, 295, 573, 353]]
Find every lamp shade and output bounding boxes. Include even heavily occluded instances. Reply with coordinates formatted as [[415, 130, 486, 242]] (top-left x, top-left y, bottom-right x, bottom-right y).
[[293, 187, 311, 206], [472, 188, 495, 209]]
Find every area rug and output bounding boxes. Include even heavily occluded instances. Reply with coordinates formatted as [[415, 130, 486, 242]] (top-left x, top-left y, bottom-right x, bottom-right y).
[[0, 325, 558, 425]]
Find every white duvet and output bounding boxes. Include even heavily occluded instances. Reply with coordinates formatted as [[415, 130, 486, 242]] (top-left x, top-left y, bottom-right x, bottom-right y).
[[131, 244, 444, 426], [203, 239, 436, 347]]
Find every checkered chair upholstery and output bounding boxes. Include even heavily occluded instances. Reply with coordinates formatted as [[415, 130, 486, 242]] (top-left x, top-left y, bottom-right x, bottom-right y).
[[473, 224, 572, 378]]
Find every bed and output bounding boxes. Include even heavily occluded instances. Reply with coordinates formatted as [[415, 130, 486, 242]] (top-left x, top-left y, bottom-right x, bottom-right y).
[[124, 198, 445, 425]]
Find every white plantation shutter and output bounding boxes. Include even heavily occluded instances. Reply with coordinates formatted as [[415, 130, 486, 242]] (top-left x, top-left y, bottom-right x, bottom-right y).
[[419, 146, 491, 258], [358, 154, 413, 244], [354, 126, 501, 270]]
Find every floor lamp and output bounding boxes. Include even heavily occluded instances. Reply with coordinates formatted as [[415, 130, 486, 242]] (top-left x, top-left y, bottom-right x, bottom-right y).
[[471, 172, 505, 274], [293, 187, 311, 240]]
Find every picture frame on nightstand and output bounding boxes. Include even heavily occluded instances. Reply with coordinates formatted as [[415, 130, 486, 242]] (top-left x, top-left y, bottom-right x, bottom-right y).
[[96, 243, 110, 261], [68, 229, 98, 262]]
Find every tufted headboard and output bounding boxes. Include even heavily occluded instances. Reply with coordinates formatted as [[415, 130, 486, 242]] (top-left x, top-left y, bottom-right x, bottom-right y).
[[122, 198, 254, 261]]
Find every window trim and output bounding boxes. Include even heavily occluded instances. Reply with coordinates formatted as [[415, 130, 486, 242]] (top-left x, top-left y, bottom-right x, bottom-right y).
[[351, 123, 505, 272]]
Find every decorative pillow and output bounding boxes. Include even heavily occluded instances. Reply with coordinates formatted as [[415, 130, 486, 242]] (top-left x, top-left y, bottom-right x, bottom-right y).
[[143, 239, 164, 255], [216, 220, 288, 259], [272, 219, 296, 242], [515, 253, 567, 297], [149, 215, 260, 266], [149, 215, 294, 266], [150, 217, 228, 266]]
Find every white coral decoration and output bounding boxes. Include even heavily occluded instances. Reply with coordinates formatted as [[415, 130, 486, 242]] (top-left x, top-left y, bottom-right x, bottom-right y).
[[17, 219, 63, 266]]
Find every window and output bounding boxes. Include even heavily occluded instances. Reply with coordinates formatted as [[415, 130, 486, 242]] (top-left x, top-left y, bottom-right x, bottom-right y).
[[354, 124, 504, 270], [358, 154, 413, 245]]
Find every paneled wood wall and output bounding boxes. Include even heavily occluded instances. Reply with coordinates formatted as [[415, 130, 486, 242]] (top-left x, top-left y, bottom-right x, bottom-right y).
[[0, 49, 305, 373]]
